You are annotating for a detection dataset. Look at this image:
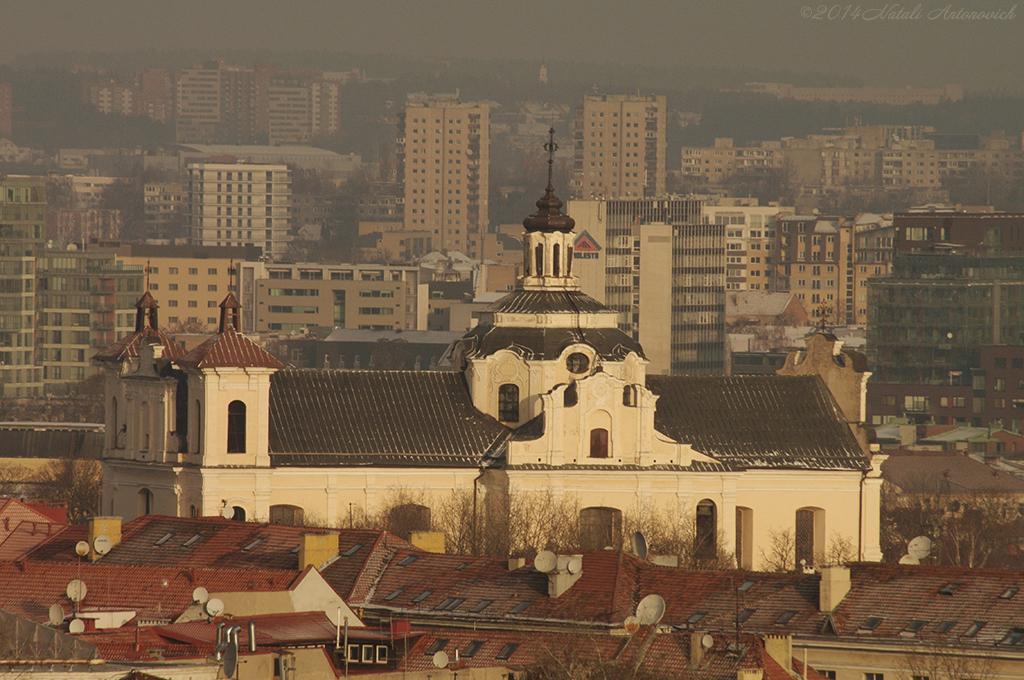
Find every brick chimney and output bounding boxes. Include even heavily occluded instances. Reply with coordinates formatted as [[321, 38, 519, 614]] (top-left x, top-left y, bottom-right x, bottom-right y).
[[299, 532, 339, 571]]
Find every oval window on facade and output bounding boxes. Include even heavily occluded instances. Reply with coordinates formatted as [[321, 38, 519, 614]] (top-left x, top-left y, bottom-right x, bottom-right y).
[[566, 352, 590, 374]]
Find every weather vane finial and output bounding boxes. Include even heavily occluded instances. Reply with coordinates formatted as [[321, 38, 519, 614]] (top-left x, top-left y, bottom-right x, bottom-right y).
[[544, 127, 558, 189]]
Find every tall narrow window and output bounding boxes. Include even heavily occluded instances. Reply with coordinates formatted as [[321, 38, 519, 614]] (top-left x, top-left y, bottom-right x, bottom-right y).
[[498, 384, 519, 422], [227, 400, 246, 453], [736, 507, 753, 570], [695, 500, 717, 561], [111, 397, 119, 448], [140, 401, 150, 451], [535, 243, 544, 276], [552, 244, 560, 277], [590, 428, 609, 458], [796, 507, 824, 567], [567, 247, 573, 275], [138, 488, 153, 516]]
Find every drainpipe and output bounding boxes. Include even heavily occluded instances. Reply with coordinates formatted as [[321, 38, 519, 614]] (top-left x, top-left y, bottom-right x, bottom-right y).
[[472, 466, 486, 555]]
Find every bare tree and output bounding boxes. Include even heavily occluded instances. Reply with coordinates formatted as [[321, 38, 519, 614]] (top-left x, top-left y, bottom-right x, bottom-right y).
[[624, 499, 734, 570], [759, 526, 795, 571], [32, 458, 101, 524], [898, 637, 996, 680], [824, 531, 857, 566]]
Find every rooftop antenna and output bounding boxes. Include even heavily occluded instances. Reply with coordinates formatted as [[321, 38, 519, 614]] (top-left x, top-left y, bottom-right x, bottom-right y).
[[900, 536, 932, 564], [635, 594, 665, 626], [432, 650, 450, 669], [48, 603, 64, 627], [205, 598, 225, 618], [193, 587, 209, 605], [534, 550, 557, 573]]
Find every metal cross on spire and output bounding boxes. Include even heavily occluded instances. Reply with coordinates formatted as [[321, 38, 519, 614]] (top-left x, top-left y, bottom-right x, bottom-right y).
[[544, 127, 558, 189]]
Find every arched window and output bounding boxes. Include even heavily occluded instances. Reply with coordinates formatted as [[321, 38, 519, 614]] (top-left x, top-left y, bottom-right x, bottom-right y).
[[387, 503, 431, 541], [227, 400, 246, 453], [796, 507, 825, 567], [270, 505, 305, 526], [138, 488, 153, 516], [622, 385, 638, 407], [589, 428, 609, 458], [535, 243, 544, 276], [566, 247, 573, 275], [231, 506, 246, 521], [695, 499, 717, 561], [194, 399, 202, 454], [498, 384, 519, 422], [190, 505, 197, 518], [552, 244, 560, 277], [580, 507, 623, 550], [110, 397, 118, 448], [735, 507, 753, 570], [140, 401, 150, 451]]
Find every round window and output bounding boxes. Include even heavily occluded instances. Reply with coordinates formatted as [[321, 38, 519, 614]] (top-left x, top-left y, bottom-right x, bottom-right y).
[[566, 352, 590, 374]]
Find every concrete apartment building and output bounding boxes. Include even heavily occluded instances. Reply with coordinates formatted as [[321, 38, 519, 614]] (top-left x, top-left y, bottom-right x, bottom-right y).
[[572, 94, 666, 199], [114, 243, 261, 331], [0, 177, 45, 396], [142, 182, 185, 240], [0, 83, 12, 138], [36, 248, 143, 386], [184, 162, 291, 258], [237, 261, 428, 334], [773, 215, 856, 324], [397, 97, 490, 257], [704, 202, 795, 293], [569, 198, 725, 375]]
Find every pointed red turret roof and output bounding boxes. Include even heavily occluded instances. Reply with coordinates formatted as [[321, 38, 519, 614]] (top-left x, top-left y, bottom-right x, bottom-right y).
[[177, 294, 283, 370], [92, 292, 186, 364]]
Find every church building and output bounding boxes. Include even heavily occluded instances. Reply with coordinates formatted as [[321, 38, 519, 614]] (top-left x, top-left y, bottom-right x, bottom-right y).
[[95, 158, 884, 571]]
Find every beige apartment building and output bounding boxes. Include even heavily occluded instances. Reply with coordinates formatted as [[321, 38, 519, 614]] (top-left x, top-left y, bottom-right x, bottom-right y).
[[572, 94, 666, 199], [773, 215, 855, 324], [398, 98, 489, 257], [143, 182, 185, 240], [704, 202, 795, 293], [184, 162, 291, 257], [115, 244, 261, 331], [237, 261, 428, 334]]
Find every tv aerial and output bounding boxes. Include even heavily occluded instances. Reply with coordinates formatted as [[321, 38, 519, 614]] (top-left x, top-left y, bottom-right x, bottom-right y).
[[631, 532, 648, 560], [534, 550, 557, 573], [635, 594, 666, 626]]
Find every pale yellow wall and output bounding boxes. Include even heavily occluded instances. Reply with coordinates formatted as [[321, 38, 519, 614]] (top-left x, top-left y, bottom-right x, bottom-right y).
[[119, 254, 236, 331], [638, 223, 673, 374]]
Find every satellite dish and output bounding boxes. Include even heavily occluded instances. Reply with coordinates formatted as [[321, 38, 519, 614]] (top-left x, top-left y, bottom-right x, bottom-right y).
[[624, 616, 640, 634], [534, 550, 557, 573], [221, 506, 234, 519], [205, 598, 225, 617], [93, 535, 112, 556], [66, 580, 87, 603], [48, 604, 64, 626], [908, 536, 932, 560], [631, 532, 648, 560], [432, 650, 449, 669], [899, 554, 920, 565], [68, 618, 85, 634], [74, 541, 89, 557], [636, 594, 666, 626], [701, 634, 714, 649], [223, 640, 238, 678], [567, 556, 583, 574], [193, 587, 209, 604]]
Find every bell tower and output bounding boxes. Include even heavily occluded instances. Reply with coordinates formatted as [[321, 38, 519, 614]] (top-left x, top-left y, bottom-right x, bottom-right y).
[[520, 128, 578, 291]]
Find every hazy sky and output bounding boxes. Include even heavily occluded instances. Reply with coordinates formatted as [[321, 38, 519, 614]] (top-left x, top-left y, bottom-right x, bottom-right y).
[[3, 0, 1022, 90]]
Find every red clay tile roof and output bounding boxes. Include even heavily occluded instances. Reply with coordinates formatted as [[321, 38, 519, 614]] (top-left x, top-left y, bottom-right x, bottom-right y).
[[92, 327, 187, 363], [647, 375, 868, 470], [882, 452, 1024, 494], [0, 518, 67, 561], [177, 327, 284, 370]]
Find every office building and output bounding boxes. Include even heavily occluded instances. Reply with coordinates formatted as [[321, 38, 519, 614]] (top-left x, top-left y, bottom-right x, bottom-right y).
[[572, 94, 666, 199], [184, 162, 291, 258], [569, 198, 724, 375], [398, 97, 489, 257]]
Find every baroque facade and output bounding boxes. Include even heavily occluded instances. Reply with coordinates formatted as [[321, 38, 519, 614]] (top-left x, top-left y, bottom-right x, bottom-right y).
[[96, 178, 884, 571]]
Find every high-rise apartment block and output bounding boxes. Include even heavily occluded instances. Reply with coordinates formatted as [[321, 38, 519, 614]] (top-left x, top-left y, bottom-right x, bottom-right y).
[[569, 198, 725, 375], [572, 94, 666, 199], [704, 203, 795, 293], [0, 83, 12, 138], [0, 177, 44, 396], [185, 162, 291, 258], [772, 215, 855, 324], [398, 98, 489, 257]]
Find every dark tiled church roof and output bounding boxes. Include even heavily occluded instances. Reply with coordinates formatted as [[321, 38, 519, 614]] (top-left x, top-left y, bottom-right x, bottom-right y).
[[460, 325, 645, 361], [647, 375, 868, 470], [268, 370, 512, 464], [484, 289, 611, 315]]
